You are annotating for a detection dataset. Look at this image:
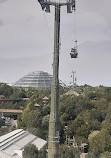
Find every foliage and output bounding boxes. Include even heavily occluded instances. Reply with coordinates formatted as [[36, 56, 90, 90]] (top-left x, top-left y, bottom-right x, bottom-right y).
[[100, 151, 111, 158], [38, 147, 47, 158], [1, 83, 111, 156], [87, 150, 100, 158], [23, 110, 42, 129], [88, 130, 100, 143], [10, 88, 27, 99], [0, 83, 13, 97], [0, 118, 5, 128], [89, 129, 111, 154], [23, 144, 47, 158], [59, 145, 79, 158], [22, 144, 38, 158]]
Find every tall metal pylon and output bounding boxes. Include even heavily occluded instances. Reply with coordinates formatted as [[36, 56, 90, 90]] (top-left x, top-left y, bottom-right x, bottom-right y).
[[71, 71, 77, 91], [38, 0, 76, 157]]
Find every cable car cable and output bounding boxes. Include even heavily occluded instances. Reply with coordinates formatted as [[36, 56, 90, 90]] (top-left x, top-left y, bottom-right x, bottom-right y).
[[43, 11, 53, 46], [70, 0, 78, 59]]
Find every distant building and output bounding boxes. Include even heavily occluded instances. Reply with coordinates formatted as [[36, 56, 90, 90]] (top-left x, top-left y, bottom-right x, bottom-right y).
[[0, 129, 47, 158], [42, 96, 49, 106], [0, 95, 5, 100], [80, 153, 88, 158], [0, 109, 23, 117], [34, 103, 41, 108], [65, 90, 79, 96], [13, 71, 52, 89]]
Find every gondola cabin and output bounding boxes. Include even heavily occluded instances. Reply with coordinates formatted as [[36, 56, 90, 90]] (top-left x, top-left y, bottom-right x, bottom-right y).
[[70, 47, 78, 58]]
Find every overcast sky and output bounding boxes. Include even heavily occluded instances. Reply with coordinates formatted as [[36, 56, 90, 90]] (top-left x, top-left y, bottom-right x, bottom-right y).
[[0, 0, 111, 86]]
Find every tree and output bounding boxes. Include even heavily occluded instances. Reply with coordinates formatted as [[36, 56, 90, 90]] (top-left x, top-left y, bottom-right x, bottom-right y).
[[0, 83, 13, 97], [87, 149, 100, 158], [41, 115, 49, 139], [90, 108, 102, 122], [102, 119, 111, 135], [22, 144, 38, 158], [11, 88, 26, 99], [89, 129, 111, 154], [88, 130, 100, 143], [100, 151, 111, 158], [0, 118, 5, 127], [38, 147, 47, 158], [24, 110, 42, 129], [59, 145, 79, 158]]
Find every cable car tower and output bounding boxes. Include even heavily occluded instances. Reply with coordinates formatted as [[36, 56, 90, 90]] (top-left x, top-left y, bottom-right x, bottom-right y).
[[38, 0, 76, 158], [70, 11, 78, 90], [71, 71, 77, 91]]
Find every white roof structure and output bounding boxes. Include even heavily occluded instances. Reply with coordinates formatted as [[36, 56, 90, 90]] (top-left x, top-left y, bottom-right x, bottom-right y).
[[13, 71, 52, 89], [42, 96, 49, 100], [0, 129, 47, 158], [65, 90, 79, 96], [34, 103, 41, 107]]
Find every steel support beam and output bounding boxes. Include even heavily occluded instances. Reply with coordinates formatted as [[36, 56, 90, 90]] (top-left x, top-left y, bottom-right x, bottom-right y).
[[48, 4, 60, 158]]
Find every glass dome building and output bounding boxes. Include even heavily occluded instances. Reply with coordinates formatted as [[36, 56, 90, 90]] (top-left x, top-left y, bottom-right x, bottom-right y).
[[13, 71, 52, 89]]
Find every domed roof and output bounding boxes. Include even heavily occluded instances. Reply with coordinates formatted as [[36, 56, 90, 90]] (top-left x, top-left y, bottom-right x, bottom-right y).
[[13, 71, 52, 89]]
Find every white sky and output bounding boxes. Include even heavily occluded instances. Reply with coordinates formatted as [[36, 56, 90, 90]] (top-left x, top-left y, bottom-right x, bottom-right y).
[[0, 0, 111, 86]]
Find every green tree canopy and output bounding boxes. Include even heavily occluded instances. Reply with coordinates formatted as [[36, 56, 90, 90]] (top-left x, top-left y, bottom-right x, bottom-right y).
[[100, 151, 111, 158], [89, 129, 111, 154], [59, 145, 79, 158], [22, 144, 38, 158]]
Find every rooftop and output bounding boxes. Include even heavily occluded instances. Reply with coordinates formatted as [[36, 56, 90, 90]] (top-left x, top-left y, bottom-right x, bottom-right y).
[[13, 71, 52, 89], [0, 129, 47, 158]]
